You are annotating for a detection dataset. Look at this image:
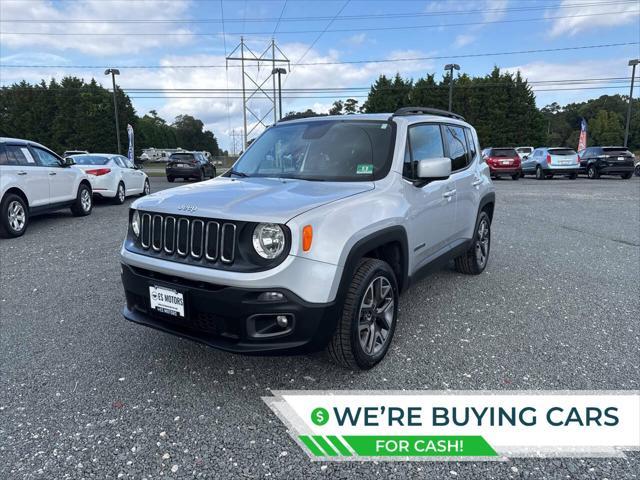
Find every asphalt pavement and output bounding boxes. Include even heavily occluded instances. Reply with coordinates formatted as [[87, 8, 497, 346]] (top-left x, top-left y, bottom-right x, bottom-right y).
[[1, 175, 639, 479]]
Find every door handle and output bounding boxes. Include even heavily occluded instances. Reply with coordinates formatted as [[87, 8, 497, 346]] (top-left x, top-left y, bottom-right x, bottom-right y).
[[472, 178, 482, 187], [443, 189, 457, 198], [17, 171, 27, 175], [49, 172, 57, 176]]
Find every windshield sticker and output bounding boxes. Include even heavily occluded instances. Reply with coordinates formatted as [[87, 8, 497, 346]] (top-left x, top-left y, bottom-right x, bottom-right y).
[[356, 164, 374, 175], [381, 124, 388, 129]]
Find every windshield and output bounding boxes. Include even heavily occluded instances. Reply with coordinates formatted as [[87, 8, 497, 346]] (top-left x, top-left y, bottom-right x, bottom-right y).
[[72, 155, 111, 165], [491, 148, 518, 157], [231, 120, 394, 181], [169, 153, 195, 161]]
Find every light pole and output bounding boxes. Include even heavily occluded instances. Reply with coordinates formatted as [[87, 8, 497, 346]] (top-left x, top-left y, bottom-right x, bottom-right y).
[[444, 63, 460, 112], [272, 67, 287, 120], [104, 68, 122, 154], [624, 59, 639, 148]]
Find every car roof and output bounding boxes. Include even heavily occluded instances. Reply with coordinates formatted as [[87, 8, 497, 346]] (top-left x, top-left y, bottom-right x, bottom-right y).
[[71, 152, 119, 157], [0, 137, 50, 150], [277, 112, 472, 128]]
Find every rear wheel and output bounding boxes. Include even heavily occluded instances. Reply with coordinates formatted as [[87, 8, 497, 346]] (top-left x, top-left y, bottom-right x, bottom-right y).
[[113, 182, 126, 205], [327, 258, 398, 370], [511, 173, 519, 180], [621, 172, 633, 179], [71, 183, 92, 216], [536, 166, 545, 180], [454, 211, 491, 275], [568, 173, 577, 180], [587, 165, 599, 179], [167, 175, 175, 183], [1, 193, 28, 238]]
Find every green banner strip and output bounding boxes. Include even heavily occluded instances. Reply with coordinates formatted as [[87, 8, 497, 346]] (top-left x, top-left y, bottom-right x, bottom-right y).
[[327, 435, 352, 456], [342, 435, 498, 457], [313, 435, 338, 456], [299, 435, 323, 457]]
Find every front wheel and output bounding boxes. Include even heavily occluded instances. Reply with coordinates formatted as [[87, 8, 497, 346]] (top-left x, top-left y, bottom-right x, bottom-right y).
[[327, 258, 398, 370], [0, 193, 29, 238], [71, 183, 93, 216], [140, 179, 151, 196], [454, 211, 491, 275], [113, 182, 126, 205], [535, 166, 545, 180]]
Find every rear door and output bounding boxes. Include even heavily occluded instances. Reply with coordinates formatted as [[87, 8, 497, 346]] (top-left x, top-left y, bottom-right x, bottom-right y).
[[1, 144, 50, 207], [121, 156, 145, 192], [403, 123, 457, 270], [521, 149, 537, 172], [30, 146, 77, 203]]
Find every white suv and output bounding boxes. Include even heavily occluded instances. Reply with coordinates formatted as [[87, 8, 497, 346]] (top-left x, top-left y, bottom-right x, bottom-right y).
[[0, 138, 93, 238], [120, 108, 495, 369]]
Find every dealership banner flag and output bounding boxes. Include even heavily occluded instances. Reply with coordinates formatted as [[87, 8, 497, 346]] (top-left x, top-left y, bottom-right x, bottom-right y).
[[263, 390, 640, 461], [127, 124, 135, 163], [578, 118, 588, 152]]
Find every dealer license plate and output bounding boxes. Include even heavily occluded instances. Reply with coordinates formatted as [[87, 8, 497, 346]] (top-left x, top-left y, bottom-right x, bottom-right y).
[[500, 160, 511, 165], [176, 163, 187, 168], [149, 285, 184, 317]]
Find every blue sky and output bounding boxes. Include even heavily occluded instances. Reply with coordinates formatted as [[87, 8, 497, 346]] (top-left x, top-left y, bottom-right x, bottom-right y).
[[1, 0, 639, 151]]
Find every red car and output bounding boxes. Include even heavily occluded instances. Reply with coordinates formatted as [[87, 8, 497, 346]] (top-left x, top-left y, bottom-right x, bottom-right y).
[[481, 147, 522, 180]]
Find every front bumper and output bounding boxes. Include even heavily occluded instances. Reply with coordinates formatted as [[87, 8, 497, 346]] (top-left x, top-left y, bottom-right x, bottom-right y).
[[121, 263, 340, 354]]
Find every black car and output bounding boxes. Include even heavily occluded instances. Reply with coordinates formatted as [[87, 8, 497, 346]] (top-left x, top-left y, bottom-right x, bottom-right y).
[[165, 152, 216, 182], [578, 146, 635, 179]]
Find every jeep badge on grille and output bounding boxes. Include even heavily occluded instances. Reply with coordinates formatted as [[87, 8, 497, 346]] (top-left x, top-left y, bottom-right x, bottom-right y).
[[178, 204, 198, 213]]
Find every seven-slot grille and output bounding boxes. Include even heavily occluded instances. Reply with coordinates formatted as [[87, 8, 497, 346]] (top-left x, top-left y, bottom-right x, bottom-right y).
[[139, 213, 237, 264]]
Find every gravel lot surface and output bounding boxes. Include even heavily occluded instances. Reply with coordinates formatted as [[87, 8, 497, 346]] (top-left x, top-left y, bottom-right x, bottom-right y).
[[1, 176, 639, 479]]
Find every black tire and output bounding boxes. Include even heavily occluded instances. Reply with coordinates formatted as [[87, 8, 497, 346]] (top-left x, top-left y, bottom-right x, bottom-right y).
[[70, 183, 93, 216], [568, 173, 577, 180], [454, 211, 491, 275], [634, 164, 640, 177], [0, 193, 29, 238], [327, 258, 399, 370], [212, 167, 217, 178], [621, 172, 633, 179], [536, 166, 545, 180], [511, 173, 519, 180], [140, 179, 151, 196], [199, 169, 205, 181], [587, 165, 599, 179], [546, 174, 554, 179], [113, 182, 126, 205], [167, 176, 175, 183], [520, 171, 525, 178]]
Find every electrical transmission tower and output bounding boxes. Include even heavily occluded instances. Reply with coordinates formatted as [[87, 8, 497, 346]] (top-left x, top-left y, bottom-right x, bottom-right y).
[[226, 37, 290, 149]]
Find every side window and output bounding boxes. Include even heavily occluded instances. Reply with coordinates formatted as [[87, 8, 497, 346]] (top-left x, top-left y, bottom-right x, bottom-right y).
[[404, 124, 445, 179], [32, 147, 62, 167], [444, 125, 469, 171], [464, 128, 477, 162], [121, 156, 134, 168], [114, 157, 126, 168], [4, 145, 36, 166]]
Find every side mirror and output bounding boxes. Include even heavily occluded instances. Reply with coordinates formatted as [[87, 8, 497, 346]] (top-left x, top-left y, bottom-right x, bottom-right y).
[[63, 157, 75, 166], [134, 163, 142, 170], [416, 157, 451, 182]]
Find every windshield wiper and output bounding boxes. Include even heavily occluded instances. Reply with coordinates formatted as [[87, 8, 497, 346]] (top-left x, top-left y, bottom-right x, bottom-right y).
[[229, 169, 248, 177]]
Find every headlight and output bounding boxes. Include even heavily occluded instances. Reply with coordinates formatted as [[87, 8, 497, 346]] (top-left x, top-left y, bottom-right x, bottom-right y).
[[252, 223, 285, 259], [131, 210, 140, 237]]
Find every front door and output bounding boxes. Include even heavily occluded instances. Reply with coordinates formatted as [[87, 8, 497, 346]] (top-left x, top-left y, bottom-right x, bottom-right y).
[[30, 146, 76, 203]]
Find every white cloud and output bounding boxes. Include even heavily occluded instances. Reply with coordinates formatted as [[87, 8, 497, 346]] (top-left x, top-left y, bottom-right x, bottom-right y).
[[346, 33, 367, 47], [548, 0, 640, 37], [483, 0, 509, 21], [454, 34, 475, 48], [0, 0, 194, 55]]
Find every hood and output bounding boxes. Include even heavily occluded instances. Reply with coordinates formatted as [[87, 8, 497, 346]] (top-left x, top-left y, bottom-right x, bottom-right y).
[[131, 176, 374, 223]]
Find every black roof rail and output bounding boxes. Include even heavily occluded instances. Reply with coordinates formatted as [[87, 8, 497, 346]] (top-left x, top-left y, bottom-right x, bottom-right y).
[[392, 107, 465, 122]]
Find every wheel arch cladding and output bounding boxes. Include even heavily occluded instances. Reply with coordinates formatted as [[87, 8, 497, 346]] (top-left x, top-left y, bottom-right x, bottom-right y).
[[479, 192, 495, 222], [80, 179, 92, 192], [339, 226, 409, 297], [2, 188, 29, 208]]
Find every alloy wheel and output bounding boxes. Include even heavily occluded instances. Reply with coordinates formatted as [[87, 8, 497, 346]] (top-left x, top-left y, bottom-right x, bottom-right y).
[[7, 200, 26, 232], [118, 184, 125, 202], [144, 181, 150, 195], [475, 217, 490, 268], [81, 189, 92, 212], [358, 276, 395, 356]]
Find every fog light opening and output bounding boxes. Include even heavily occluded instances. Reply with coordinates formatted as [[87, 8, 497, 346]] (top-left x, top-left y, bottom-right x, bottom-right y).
[[276, 315, 289, 328]]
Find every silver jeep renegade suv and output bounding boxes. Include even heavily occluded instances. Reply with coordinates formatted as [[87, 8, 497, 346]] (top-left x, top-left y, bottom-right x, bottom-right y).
[[120, 107, 495, 369]]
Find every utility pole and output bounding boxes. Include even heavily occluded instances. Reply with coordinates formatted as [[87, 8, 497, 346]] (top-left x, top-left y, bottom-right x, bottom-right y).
[[229, 129, 241, 156], [104, 68, 122, 154], [226, 37, 290, 149], [624, 59, 639, 148], [272, 68, 287, 120], [444, 63, 460, 112]]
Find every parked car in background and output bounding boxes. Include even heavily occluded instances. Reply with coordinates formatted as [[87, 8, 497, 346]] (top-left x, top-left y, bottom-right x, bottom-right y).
[[515, 146, 534, 160], [70, 153, 150, 204], [481, 147, 521, 180], [1, 137, 93, 238], [63, 149, 89, 157], [578, 146, 635, 179], [521, 147, 580, 180], [165, 151, 217, 182], [635, 160, 640, 177]]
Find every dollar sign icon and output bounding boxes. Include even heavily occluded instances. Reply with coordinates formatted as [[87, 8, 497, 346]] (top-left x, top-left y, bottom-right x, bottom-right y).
[[311, 407, 329, 426]]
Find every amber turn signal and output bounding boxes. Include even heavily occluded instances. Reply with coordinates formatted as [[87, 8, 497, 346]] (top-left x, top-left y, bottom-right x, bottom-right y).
[[302, 225, 313, 252]]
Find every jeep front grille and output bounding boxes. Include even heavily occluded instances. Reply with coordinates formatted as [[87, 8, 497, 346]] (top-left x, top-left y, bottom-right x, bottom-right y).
[[139, 213, 236, 264]]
